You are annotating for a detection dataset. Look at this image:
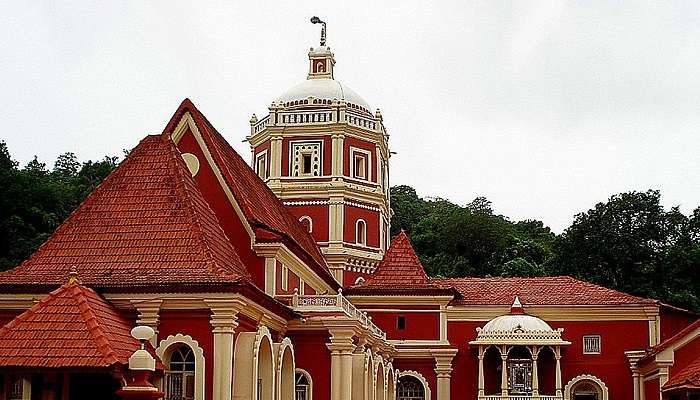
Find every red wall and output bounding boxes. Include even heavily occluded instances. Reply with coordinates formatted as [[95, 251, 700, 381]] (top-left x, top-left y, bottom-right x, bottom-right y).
[[289, 331, 331, 400], [361, 305, 440, 341], [176, 131, 265, 287], [645, 377, 660, 400], [159, 309, 214, 400], [660, 308, 697, 342], [343, 206, 379, 247], [285, 203, 329, 243], [276, 260, 302, 295]]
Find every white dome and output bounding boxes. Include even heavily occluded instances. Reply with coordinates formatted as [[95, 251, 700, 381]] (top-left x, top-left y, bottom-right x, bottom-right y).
[[481, 314, 554, 333], [277, 78, 371, 111]]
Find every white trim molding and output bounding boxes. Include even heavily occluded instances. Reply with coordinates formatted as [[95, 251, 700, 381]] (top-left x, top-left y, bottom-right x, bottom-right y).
[[299, 215, 313, 233], [397, 370, 431, 400], [156, 333, 206, 400], [274, 337, 296, 400], [564, 374, 609, 400]]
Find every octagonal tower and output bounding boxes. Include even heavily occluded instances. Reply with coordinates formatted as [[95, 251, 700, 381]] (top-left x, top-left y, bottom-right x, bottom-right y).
[[247, 27, 391, 286]]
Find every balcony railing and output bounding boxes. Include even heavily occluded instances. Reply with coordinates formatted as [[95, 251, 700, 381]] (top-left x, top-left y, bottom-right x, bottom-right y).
[[280, 289, 386, 339], [482, 395, 561, 400]]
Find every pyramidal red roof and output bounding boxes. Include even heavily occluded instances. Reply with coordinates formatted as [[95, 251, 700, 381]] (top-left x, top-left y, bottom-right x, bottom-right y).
[[163, 99, 337, 289], [0, 281, 139, 368], [346, 232, 455, 296], [434, 276, 657, 306], [0, 134, 250, 291]]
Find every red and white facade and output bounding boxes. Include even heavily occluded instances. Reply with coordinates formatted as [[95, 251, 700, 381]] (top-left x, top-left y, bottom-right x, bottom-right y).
[[0, 24, 698, 400]]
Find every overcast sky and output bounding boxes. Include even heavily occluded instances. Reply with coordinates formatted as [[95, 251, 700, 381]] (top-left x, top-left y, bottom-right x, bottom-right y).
[[1, 1, 699, 232]]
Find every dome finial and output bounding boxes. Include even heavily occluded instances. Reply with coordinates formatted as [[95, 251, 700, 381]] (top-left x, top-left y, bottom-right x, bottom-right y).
[[310, 16, 327, 46], [510, 296, 524, 314]]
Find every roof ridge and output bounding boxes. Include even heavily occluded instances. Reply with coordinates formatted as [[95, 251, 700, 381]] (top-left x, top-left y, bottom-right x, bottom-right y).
[[72, 285, 120, 365], [163, 137, 247, 281]]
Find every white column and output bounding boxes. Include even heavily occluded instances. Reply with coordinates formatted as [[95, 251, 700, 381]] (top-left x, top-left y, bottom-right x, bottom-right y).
[[501, 347, 509, 397], [478, 346, 485, 399], [206, 299, 243, 400], [555, 347, 562, 398], [435, 355, 455, 400], [131, 300, 162, 347], [331, 133, 345, 178], [327, 329, 355, 400], [632, 370, 641, 400], [531, 347, 539, 398]]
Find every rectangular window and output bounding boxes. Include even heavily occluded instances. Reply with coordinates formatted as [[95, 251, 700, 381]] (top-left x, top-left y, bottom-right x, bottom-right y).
[[350, 147, 371, 181], [290, 141, 322, 177], [255, 152, 268, 179], [302, 153, 312, 174], [583, 335, 601, 354], [397, 315, 406, 330]]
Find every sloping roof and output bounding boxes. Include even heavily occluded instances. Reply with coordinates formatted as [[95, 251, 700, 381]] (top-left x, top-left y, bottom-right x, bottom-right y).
[[0, 281, 139, 368], [346, 232, 456, 296], [664, 357, 700, 391], [639, 319, 700, 364], [162, 99, 338, 289], [433, 276, 657, 306], [0, 134, 250, 291]]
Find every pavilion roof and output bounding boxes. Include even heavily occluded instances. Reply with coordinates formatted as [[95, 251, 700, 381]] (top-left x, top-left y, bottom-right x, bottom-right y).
[[0, 280, 140, 368]]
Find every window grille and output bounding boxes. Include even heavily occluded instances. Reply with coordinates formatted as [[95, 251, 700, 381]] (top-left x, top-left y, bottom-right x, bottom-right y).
[[583, 335, 601, 354], [397, 376, 425, 400], [295, 371, 311, 400], [165, 345, 196, 400]]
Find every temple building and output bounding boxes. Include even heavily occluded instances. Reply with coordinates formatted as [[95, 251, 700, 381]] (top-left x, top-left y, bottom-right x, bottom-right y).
[[0, 18, 698, 400]]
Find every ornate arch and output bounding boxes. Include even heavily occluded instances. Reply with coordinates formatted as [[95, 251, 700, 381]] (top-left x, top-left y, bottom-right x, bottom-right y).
[[295, 368, 313, 400], [396, 370, 431, 400], [156, 334, 205, 400], [275, 337, 295, 400], [234, 325, 276, 400], [386, 363, 396, 400], [564, 374, 609, 400]]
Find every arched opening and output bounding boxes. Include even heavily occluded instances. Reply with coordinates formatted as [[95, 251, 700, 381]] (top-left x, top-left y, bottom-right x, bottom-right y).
[[507, 346, 533, 395], [156, 334, 205, 400], [294, 369, 312, 400], [483, 346, 501, 395], [387, 366, 396, 400], [365, 351, 375, 400], [164, 345, 196, 400], [257, 336, 274, 400], [356, 219, 367, 246], [565, 375, 609, 400], [277, 341, 295, 400], [299, 216, 312, 233], [396, 375, 425, 400], [537, 346, 556, 396], [375, 362, 386, 400]]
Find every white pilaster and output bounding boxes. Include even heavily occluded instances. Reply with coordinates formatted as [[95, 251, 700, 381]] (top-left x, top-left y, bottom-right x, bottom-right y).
[[434, 353, 456, 400], [131, 299, 162, 347], [206, 299, 243, 400], [327, 329, 355, 400]]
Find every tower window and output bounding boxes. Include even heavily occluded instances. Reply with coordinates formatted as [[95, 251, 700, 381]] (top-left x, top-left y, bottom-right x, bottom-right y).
[[302, 154, 312, 174], [299, 216, 313, 233], [165, 345, 196, 400], [583, 335, 601, 354], [397, 315, 406, 331], [350, 147, 371, 181], [291, 141, 322, 177], [256, 152, 268, 179], [356, 219, 367, 246]]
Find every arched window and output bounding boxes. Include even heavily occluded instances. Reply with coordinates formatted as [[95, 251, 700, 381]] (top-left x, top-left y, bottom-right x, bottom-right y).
[[299, 216, 313, 233], [564, 375, 609, 400], [397, 376, 425, 400], [165, 345, 196, 400], [295, 369, 312, 400], [356, 219, 367, 246]]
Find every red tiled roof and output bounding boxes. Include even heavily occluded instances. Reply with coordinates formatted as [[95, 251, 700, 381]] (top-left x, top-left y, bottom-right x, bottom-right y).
[[346, 232, 456, 296], [664, 357, 700, 391], [433, 276, 657, 306], [0, 281, 139, 368], [0, 134, 250, 290], [162, 99, 338, 289]]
